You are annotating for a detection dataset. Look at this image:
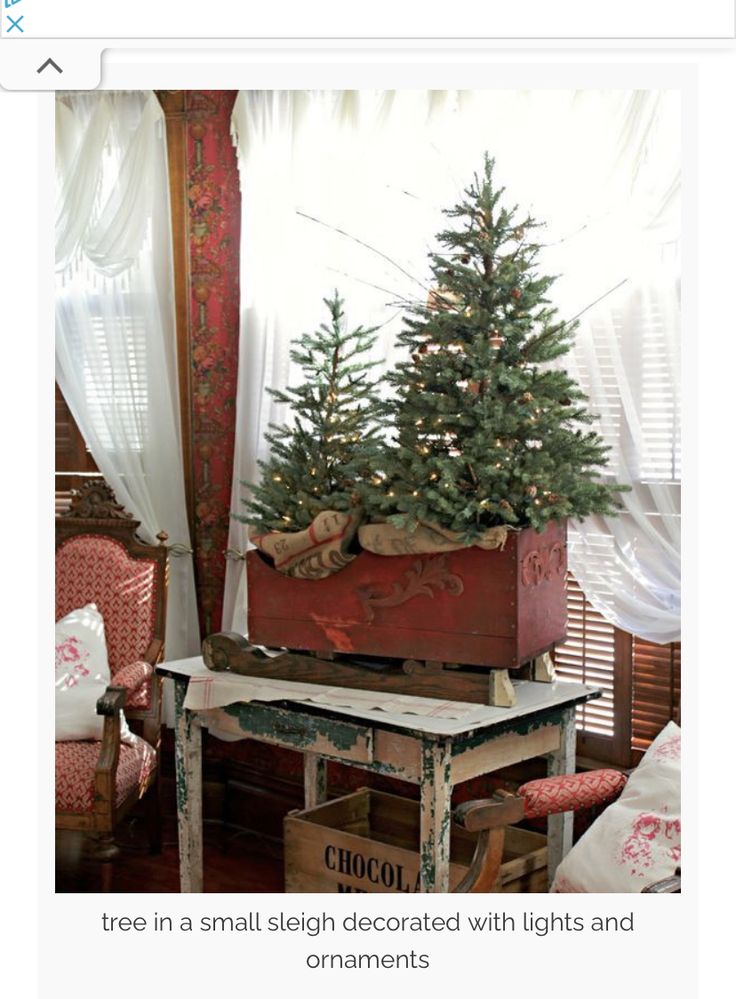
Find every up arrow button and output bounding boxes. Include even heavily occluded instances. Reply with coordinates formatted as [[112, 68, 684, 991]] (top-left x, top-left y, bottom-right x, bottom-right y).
[[0, 42, 99, 90], [37, 58, 63, 75]]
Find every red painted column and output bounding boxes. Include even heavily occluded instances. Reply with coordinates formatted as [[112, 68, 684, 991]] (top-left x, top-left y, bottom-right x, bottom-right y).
[[185, 91, 241, 636]]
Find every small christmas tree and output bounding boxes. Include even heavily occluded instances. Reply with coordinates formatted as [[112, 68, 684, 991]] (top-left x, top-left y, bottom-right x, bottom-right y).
[[366, 155, 623, 538], [236, 293, 387, 534]]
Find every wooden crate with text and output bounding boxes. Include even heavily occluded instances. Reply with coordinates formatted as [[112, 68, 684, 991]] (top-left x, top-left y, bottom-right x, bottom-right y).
[[284, 788, 547, 894]]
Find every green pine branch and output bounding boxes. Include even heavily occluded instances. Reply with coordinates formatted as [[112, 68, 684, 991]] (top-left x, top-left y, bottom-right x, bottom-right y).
[[235, 292, 388, 534], [364, 153, 627, 536]]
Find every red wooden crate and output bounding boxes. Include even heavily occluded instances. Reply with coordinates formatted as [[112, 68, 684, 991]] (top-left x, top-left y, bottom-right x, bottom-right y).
[[247, 520, 567, 670]]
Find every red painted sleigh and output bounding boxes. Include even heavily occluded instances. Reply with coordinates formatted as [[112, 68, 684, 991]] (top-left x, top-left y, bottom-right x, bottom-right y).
[[203, 521, 568, 706], [246, 520, 567, 669]]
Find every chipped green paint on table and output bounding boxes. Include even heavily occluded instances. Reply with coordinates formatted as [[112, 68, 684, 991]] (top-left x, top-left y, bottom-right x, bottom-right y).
[[158, 657, 600, 893]]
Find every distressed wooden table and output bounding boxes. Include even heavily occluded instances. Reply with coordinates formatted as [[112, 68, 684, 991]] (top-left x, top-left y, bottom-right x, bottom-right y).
[[157, 658, 600, 894]]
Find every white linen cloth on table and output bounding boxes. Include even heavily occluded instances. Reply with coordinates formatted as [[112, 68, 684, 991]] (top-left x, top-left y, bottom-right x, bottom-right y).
[[183, 666, 482, 721]]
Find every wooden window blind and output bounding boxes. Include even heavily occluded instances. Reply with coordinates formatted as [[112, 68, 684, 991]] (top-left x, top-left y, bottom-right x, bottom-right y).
[[554, 573, 680, 767], [553, 575, 631, 766], [55, 382, 99, 515], [632, 637, 681, 757], [631, 293, 681, 483], [56, 288, 151, 511], [77, 308, 150, 454], [565, 292, 681, 761], [579, 293, 681, 485]]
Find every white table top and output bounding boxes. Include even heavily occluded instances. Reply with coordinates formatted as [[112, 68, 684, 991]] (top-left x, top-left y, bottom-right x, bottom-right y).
[[158, 656, 599, 738]]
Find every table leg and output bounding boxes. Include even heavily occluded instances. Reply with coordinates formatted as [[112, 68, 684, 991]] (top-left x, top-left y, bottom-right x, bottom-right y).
[[303, 752, 327, 809], [546, 706, 576, 887], [419, 738, 452, 893], [174, 677, 203, 893]]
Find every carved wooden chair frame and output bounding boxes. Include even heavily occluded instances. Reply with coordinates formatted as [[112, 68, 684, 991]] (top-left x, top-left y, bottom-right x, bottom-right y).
[[453, 785, 681, 894], [55, 479, 169, 861]]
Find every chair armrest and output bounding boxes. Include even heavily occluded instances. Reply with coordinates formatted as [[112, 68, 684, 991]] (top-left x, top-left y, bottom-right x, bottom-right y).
[[97, 686, 126, 715], [92, 686, 126, 818], [455, 770, 627, 832], [112, 660, 153, 695], [452, 794, 525, 893], [454, 794, 526, 832], [517, 770, 628, 819]]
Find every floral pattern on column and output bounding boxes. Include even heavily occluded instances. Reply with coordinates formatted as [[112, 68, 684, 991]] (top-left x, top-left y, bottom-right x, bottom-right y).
[[186, 91, 241, 636]]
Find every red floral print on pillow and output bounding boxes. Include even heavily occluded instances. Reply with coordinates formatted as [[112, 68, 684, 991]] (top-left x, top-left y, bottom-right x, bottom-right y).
[[651, 733, 681, 761], [663, 817, 681, 865], [55, 636, 91, 689], [619, 813, 660, 874], [619, 812, 681, 876]]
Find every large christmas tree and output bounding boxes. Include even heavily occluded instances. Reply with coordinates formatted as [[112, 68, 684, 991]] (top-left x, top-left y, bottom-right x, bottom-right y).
[[236, 293, 386, 534], [366, 155, 623, 538]]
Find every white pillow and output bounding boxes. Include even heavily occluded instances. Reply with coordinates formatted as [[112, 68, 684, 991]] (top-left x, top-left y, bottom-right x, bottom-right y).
[[551, 721, 681, 893], [55, 604, 132, 743]]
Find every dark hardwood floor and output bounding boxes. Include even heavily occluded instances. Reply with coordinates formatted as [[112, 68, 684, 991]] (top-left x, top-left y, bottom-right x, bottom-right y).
[[55, 784, 285, 894]]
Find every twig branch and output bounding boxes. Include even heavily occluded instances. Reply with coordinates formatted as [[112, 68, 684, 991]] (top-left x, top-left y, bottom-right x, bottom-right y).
[[296, 209, 429, 290], [324, 267, 402, 299], [565, 278, 630, 327]]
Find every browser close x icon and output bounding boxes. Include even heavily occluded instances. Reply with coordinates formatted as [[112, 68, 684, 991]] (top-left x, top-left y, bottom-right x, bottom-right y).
[[5, 0, 25, 36]]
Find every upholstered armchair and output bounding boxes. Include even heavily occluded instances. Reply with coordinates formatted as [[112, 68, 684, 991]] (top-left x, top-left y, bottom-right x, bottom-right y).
[[453, 768, 680, 893], [451, 770, 628, 892], [55, 480, 168, 884]]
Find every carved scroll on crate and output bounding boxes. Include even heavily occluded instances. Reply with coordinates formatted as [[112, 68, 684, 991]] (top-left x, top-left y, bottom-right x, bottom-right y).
[[358, 554, 463, 623], [521, 541, 566, 587]]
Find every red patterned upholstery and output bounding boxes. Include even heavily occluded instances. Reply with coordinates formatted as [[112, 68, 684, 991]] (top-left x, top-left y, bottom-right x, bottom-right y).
[[518, 770, 628, 819], [56, 534, 158, 675], [55, 737, 156, 814], [112, 660, 153, 710]]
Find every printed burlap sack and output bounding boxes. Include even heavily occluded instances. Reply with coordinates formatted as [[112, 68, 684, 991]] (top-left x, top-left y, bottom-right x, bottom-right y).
[[249, 510, 360, 580], [358, 521, 510, 556]]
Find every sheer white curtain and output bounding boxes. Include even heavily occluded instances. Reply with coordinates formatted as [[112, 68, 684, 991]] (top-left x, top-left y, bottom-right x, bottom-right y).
[[225, 89, 681, 644], [55, 90, 201, 662]]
